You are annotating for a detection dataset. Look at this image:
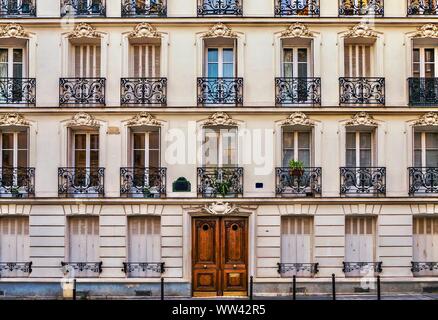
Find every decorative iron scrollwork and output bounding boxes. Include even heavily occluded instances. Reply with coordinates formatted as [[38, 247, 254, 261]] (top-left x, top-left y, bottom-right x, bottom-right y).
[[61, 261, 103, 274], [411, 261, 438, 273], [340, 167, 386, 196], [121, 78, 167, 106], [0, 78, 36, 106], [408, 167, 438, 195], [277, 263, 319, 275], [197, 0, 242, 16], [339, 77, 385, 106], [122, 262, 165, 274], [275, 167, 322, 197], [274, 0, 320, 16], [58, 167, 105, 197], [61, 0, 106, 17], [0, 262, 32, 277], [408, 78, 438, 107], [0, 0, 36, 17], [120, 167, 167, 198], [197, 167, 243, 198], [339, 0, 384, 16], [408, 0, 438, 15], [197, 77, 243, 106], [59, 78, 106, 106], [121, 0, 167, 17], [275, 77, 321, 106], [0, 167, 35, 198], [343, 261, 383, 274]]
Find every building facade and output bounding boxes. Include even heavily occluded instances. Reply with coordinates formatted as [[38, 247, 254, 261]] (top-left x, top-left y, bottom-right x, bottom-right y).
[[0, 0, 438, 298]]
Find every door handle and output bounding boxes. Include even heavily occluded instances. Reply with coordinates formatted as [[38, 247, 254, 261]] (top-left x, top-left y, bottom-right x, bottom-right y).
[[203, 265, 207, 269], [233, 264, 237, 269]]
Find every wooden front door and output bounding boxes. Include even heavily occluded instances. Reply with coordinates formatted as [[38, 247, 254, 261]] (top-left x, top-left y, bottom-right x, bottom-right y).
[[192, 217, 248, 297]]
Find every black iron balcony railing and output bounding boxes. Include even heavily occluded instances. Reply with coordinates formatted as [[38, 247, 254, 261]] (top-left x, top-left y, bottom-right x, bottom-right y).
[[343, 261, 383, 276], [407, 0, 438, 15], [61, 0, 106, 17], [121, 0, 167, 17], [340, 167, 386, 197], [408, 78, 438, 107], [120, 167, 166, 198], [0, 167, 35, 198], [197, 167, 243, 198], [408, 167, 438, 195], [0, 0, 36, 17], [275, 77, 321, 106], [274, 0, 320, 16], [121, 78, 167, 106], [61, 261, 103, 277], [339, 77, 385, 106], [0, 262, 32, 277], [275, 167, 322, 197], [122, 262, 165, 277], [339, 0, 384, 16], [0, 78, 36, 106], [59, 78, 106, 106], [197, 0, 242, 16], [277, 263, 319, 276], [411, 262, 438, 275], [58, 167, 105, 198], [197, 77, 243, 106]]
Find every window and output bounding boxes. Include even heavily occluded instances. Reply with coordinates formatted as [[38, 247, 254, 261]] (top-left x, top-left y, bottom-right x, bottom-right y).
[[0, 48, 24, 78], [72, 132, 99, 168], [282, 47, 309, 78], [414, 132, 438, 167], [413, 48, 437, 78], [73, 44, 101, 77], [206, 47, 235, 78], [0, 217, 29, 277], [131, 44, 160, 78], [344, 44, 372, 77], [413, 217, 438, 276], [68, 216, 99, 277], [282, 130, 311, 167], [128, 216, 161, 277], [203, 127, 238, 166], [0, 131, 28, 168], [281, 217, 313, 277], [131, 130, 160, 168], [346, 131, 373, 167]]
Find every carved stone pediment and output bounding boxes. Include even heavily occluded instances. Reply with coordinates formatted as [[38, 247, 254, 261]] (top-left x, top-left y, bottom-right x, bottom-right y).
[[68, 23, 101, 39], [126, 112, 162, 127], [344, 23, 378, 39], [204, 112, 238, 126], [203, 202, 239, 215], [345, 112, 378, 127], [281, 23, 313, 38], [413, 112, 438, 127], [0, 113, 29, 126], [68, 113, 99, 127], [203, 23, 237, 39], [412, 24, 438, 39], [0, 23, 29, 38], [128, 23, 161, 39], [281, 112, 314, 127]]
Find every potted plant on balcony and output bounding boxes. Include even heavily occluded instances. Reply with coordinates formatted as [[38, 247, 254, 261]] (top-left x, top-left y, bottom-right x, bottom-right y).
[[214, 179, 233, 198], [289, 160, 305, 177], [142, 186, 151, 198], [10, 186, 22, 198]]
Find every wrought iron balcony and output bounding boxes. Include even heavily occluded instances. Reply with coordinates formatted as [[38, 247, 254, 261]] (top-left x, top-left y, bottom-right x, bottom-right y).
[[197, 0, 242, 16], [339, 77, 385, 106], [0, 262, 32, 277], [275, 77, 321, 106], [121, 0, 167, 17], [407, 0, 438, 15], [408, 78, 438, 107], [120, 167, 166, 198], [343, 261, 383, 276], [197, 167, 243, 198], [340, 167, 386, 197], [277, 263, 319, 277], [0, 0, 36, 17], [197, 77, 243, 106], [0, 167, 35, 198], [274, 0, 320, 16], [58, 167, 105, 198], [59, 78, 106, 106], [121, 78, 167, 106], [61, 261, 103, 277], [61, 0, 106, 17], [275, 167, 322, 197], [339, 0, 384, 16], [411, 262, 438, 276], [122, 262, 165, 278], [0, 78, 36, 106], [408, 167, 438, 195]]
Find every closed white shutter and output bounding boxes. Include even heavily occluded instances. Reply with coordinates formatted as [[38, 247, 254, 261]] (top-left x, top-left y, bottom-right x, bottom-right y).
[[413, 217, 438, 276], [132, 44, 161, 78], [344, 44, 371, 77], [128, 216, 161, 277], [0, 217, 29, 277], [281, 217, 312, 277], [74, 45, 101, 78]]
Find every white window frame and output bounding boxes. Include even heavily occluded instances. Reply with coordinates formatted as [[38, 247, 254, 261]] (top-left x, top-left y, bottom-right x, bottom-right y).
[[0, 131, 28, 168], [72, 131, 99, 168], [131, 130, 160, 168], [281, 130, 312, 167], [281, 46, 311, 78], [344, 44, 373, 77], [202, 126, 238, 167], [73, 44, 101, 78], [204, 46, 235, 78], [130, 43, 161, 78], [412, 47, 438, 78], [414, 131, 438, 167], [0, 47, 26, 78], [346, 131, 374, 167]]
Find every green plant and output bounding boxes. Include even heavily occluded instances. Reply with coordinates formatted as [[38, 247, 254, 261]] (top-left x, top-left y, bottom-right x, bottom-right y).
[[10, 186, 20, 195], [214, 179, 233, 197], [142, 186, 151, 197], [288, 160, 305, 177]]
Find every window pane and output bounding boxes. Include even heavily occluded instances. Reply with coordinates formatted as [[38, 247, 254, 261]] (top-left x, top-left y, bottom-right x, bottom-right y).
[[149, 150, 159, 168], [223, 49, 234, 63], [298, 150, 310, 167], [207, 63, 218, 78], [414, 150, 422, 167], [283, 49, 293, 63], [90, 134, 99, 150], [17, 150, 27, 167], [282, 150, 294, 167], [2, 133, 13, 150], [149, 131, 159, 150], [298, 63, 308, 77], [2, 150, 13, 167], [134, 133, 145, 150], [134, 150, 145, 167], [346, 150, 356, 167], [425, 49, 435, 63], [298, 49, 307, 63], [207, 49, 218, 63], [74, 134, 86, 150], [426, 151, 438, 167], [223, 63, 234, 77], [414, 132, 422, 149], [413, 49, 420, 63], [298, 132, 310, 148], [360, 132, 372, 149], [283, 132, 294, 148], [13, 49, 23, 63], [17, 131, 27, 149], [75, 151, 86, 167], [346, 133, 356, 149], [90, 151, 99, 167], [426, 133, 438, 149], [203, 129, 219, 165], [283, 63, 293, 78], [360, 150, 372, 167]]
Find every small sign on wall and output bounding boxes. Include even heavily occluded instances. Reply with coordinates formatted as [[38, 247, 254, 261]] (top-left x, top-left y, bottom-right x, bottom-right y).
[[107, 127, 120, 135]]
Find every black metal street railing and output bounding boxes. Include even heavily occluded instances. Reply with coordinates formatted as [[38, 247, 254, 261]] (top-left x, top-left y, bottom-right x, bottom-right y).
[[197, 0, 242, 16], [197, 167, 243, 198], [122, 262, 165, 277], [0, 262, 32, 277], [61, 261, 103, 277], [411, 262, 438, 275], [58, 167, 105, 198], [274, 0, 320, 16], [61, 0, 106, 17], [0, 0, 36, 17], [197, 77, 243, 106], [339, 0, 384, 16], [121, 0, 167, 17], [0, 78, 36, 106], [275, 167, 322, 197], [407, 0, 438, 15], [120, 167, 167, 198], [343, 261, 383, 276], [339, 77, 385, 106], [408, 167, 438, 195], [340, 167, 386, 196], [121, 78, 167, 106], [277, 263, 319, 276], [0, 167, 35, 198], [59, 78, 106, 106], [275, 77, 321, 106], [408, 78, 438, 107]]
